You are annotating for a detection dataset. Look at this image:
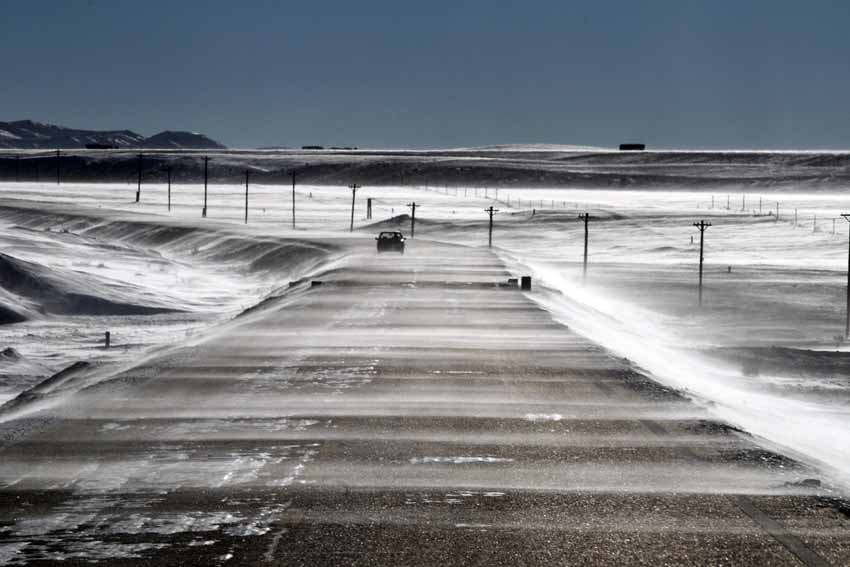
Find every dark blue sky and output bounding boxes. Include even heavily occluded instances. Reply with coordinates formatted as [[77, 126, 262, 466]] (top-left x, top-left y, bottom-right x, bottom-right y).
[[3, 0, 850, 149]]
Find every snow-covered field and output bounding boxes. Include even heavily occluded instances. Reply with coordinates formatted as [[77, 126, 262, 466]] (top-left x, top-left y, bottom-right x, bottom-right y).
[[1, 181, 849, 486]]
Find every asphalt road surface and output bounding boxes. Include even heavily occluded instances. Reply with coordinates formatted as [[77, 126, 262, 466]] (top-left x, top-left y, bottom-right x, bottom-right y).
[[1, 238, 850, 565]]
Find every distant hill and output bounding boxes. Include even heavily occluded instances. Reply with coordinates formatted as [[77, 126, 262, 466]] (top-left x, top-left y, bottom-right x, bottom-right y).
[[138, 130, 226, 150], [0, 120, 226, 149]]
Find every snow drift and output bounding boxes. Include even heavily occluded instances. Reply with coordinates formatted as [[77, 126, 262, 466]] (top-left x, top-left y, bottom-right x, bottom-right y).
[[0, 252, 178, 320]]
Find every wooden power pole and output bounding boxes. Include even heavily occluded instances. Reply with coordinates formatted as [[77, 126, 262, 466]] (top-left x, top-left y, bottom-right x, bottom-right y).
[[842, 214, 850, 338], [349, 184, 360, 232], [202, 156, 210, 217], [694, 220, 711, 306], [136, 153, 143, 203], [291, 169, 297, 229], [407, 202, 418, 238], [578, 212, 590, 278], [244, 170, 250, 224], [485, 206, 499, 248]]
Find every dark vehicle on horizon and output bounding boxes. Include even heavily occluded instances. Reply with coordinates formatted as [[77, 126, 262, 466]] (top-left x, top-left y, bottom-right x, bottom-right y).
[[376, 231, 405, 254], [619, 143, 646, 151]]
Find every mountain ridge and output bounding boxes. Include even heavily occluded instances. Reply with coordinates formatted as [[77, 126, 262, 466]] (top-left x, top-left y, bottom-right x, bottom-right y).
[[0, 120, 226, 149]]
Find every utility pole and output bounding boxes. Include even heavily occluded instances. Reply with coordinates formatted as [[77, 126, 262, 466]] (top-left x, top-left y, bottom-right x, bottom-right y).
[[742, 194, 745, 211], [485, 206, 499, 248], [136, 153, 143, 203], [578, 212, 590, 278], [291, 169, 297, 229], [244, 170, 250, 224], [776, 202, 780, 221], [167, 166, 172, 212], [711, 195, 714, 209], [202, 156, 209, 217], [349, 184, 360, 232], [842, 214, 850, 338], [694, 220, 712, 306], [407, 202, 418, 238], [759, 196, 762, 215], [366, 198, 372, 220], [55, 149, 61, 185]]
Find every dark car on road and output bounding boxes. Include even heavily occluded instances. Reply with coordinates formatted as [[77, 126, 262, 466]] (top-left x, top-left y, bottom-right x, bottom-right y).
[[376, 231, 405, 254]]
